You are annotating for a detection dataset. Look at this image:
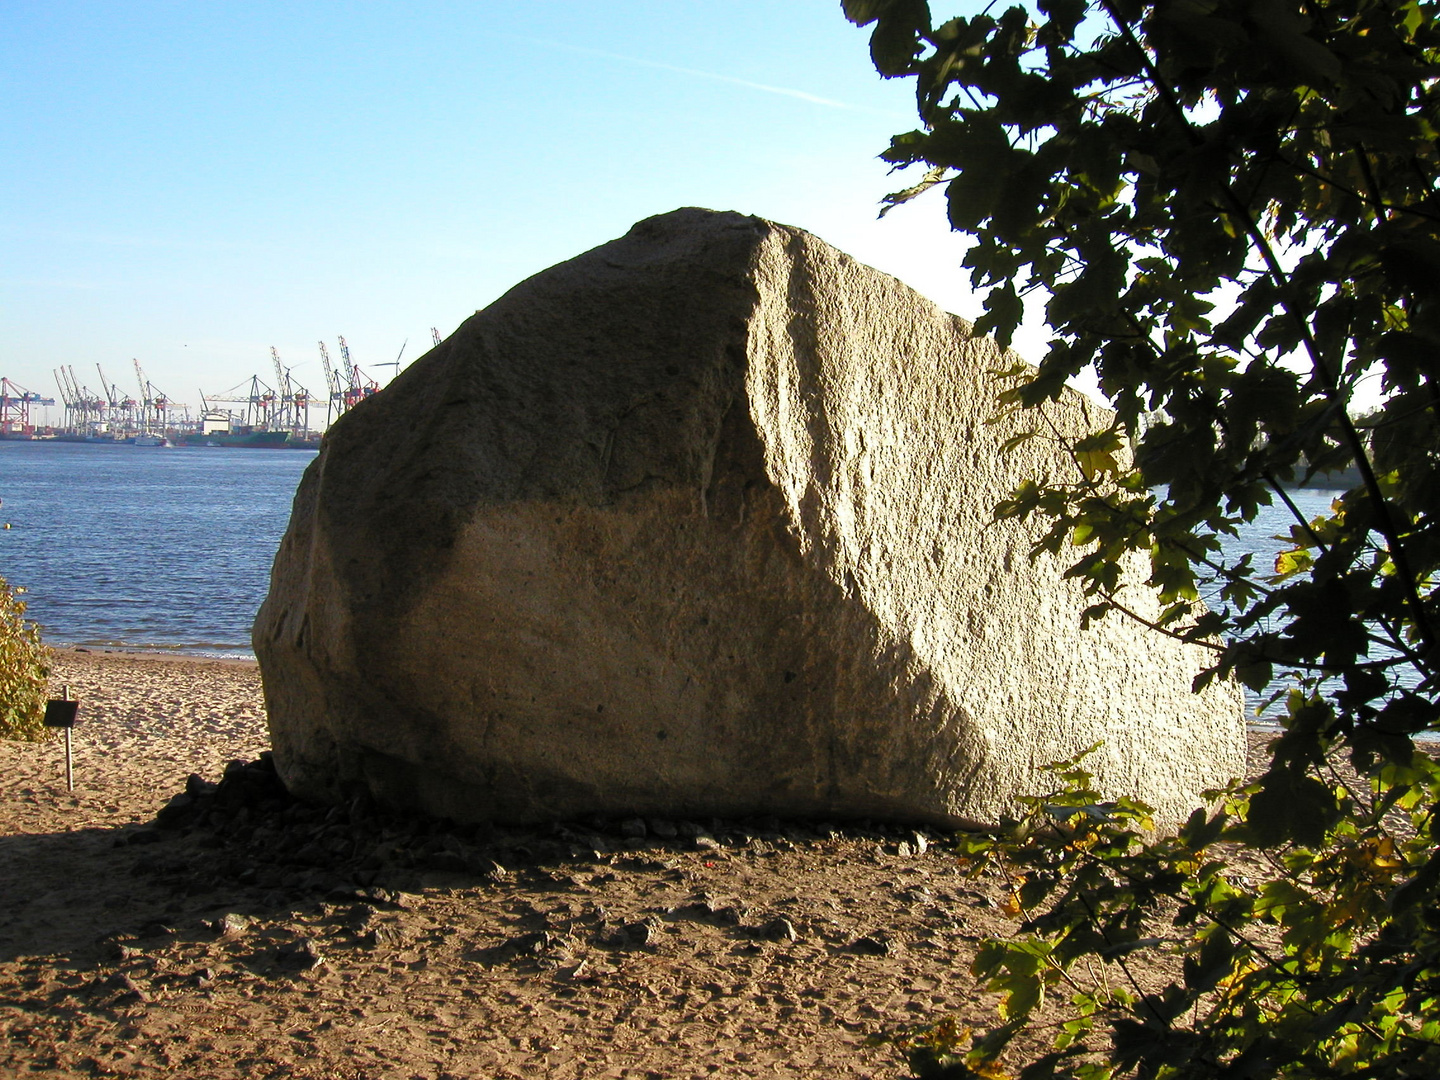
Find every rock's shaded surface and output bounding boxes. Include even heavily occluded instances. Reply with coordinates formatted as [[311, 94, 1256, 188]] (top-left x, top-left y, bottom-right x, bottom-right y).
[[255, 208, 1245, 828]]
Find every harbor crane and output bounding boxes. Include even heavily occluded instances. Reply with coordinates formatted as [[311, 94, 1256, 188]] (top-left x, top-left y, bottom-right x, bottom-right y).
[[336, 336, 379, 412], [52, 369, 73, 411], [317, 341, 347, 429], [0, 378, 55, 436], [96, 364, 137, 432], [72, 367, 105, 432], [270, 348, 288, 428], [270, 347, 313, 437], [133, 359, 172, 436], [28, 329, 436, 440], [53, 368, 82, 431], [56, 366, 104, 436]]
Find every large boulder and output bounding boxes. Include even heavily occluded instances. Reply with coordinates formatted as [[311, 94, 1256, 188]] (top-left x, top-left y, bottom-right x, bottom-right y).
[[255, 208, 1245, 829]]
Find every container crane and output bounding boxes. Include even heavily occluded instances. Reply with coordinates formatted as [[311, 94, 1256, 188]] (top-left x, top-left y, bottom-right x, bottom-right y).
[[96, 363, 137, 433], [337, 335, 358, 388], [53, 369, 74, 411], [270, 347, 312, 436], [53, 368, 80, 412], [270, 348, 292, 431], [251, 374, 279, 430], [318, 341, 345, 429], [133, 358, 171, 437], [336, 336, 379, 412], [0, 378, 55, 436], [62, 366, 104, 436], [54, 367, 88, 435]]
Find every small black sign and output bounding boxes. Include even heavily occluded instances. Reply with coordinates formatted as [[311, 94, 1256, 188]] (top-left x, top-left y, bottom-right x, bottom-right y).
[[43, 700, 79, 728]]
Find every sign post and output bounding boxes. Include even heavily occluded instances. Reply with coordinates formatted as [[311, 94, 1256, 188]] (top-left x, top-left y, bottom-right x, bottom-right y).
[[43, 686, 80, 793]]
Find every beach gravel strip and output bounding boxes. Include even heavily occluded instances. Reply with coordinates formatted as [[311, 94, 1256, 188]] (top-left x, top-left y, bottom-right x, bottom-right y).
[[0, 647, 1287, 1079]]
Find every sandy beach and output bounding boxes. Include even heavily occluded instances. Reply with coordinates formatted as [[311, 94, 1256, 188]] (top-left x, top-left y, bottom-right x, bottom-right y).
[[0, 649, 1273, 1079]]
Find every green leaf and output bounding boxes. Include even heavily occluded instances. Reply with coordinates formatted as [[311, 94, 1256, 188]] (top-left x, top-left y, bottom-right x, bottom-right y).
[[1075, 449, 1120, 482], [994, 971, 1044, 1020], [846, 0, 932, 75], [1245, 767, 1339, 848], [1272, 547, 1313, 579]]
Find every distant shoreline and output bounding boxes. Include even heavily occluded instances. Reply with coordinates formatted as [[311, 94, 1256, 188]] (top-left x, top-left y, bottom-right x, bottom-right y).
[[1282, 467, 1364, 491]]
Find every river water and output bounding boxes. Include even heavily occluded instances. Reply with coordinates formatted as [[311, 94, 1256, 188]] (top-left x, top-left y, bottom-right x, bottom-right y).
[[0, 441, 313, 658], [0, 441, 1355, 716]]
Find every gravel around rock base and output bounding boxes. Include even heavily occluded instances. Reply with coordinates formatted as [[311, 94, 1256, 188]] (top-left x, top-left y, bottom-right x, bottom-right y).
[[1, 650, 1087, 1079]]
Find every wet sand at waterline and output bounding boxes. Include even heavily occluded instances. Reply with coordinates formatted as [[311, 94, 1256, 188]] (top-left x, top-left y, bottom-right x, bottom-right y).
[[1, 649, 1274, 1079]]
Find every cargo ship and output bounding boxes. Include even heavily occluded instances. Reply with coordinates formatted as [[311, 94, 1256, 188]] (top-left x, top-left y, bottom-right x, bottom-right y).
[[179, 428, 298, 449]]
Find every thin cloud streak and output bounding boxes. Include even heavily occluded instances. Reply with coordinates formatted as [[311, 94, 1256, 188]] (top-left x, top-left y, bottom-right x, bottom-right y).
[[531, 38, 912, 121]]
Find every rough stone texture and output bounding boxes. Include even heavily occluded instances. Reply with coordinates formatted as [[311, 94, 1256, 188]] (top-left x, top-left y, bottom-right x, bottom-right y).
[[254, 208, 1245, 829]]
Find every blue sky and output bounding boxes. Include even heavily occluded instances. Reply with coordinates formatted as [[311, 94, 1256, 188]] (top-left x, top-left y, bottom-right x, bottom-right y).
[[3, 1, 1024, 425]]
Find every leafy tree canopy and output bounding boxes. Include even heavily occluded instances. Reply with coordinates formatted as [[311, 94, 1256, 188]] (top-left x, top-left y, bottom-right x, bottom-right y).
[[843, 0, 1440, 1076]]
